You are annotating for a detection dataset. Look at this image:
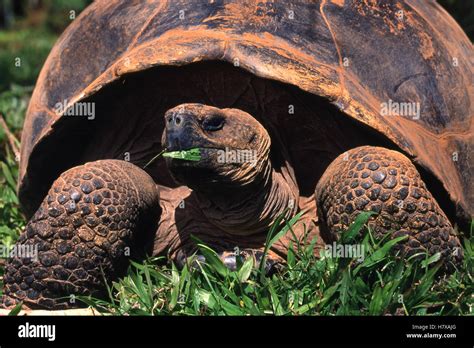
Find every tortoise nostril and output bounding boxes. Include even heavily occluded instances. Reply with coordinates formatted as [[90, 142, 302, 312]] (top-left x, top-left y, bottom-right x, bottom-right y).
[[175, 116, 182, 125]]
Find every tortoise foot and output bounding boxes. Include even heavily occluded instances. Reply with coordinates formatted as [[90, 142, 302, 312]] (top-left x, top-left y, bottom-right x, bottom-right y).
[[2, 160, 159, 309], [176, 248, 283, 275], [316, 146, 463, 269]]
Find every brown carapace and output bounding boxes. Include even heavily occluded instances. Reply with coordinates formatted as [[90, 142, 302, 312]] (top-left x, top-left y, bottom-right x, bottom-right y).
[[2, 0, 472, 309]]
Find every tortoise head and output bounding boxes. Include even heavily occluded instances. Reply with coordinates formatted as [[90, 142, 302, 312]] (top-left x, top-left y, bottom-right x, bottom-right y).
[[162, 103, 271, 191]]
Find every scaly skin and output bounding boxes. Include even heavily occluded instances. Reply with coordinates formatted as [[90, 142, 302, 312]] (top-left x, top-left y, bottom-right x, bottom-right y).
[[316, 146, 463, 268], [2, 160, 159, 309]]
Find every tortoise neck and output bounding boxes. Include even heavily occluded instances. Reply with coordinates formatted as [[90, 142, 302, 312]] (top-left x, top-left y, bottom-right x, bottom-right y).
[[194, 160, 299, 236]]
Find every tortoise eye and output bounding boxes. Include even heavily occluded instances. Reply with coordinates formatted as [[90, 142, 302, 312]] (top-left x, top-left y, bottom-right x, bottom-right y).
[[202, 115, 225, 131]]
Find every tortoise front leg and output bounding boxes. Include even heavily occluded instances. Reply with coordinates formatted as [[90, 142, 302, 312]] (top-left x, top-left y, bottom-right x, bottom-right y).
[[2, 160, 160, 309], [315, 146, 463, 269]]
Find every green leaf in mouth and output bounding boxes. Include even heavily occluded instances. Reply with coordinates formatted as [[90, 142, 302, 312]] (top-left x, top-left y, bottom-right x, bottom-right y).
[[162, 148, 202, 161]]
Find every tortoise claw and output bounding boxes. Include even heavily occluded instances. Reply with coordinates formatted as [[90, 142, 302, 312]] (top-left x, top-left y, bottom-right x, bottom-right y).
[[176, 249, 283, 275], [219, 249, 283, 275]]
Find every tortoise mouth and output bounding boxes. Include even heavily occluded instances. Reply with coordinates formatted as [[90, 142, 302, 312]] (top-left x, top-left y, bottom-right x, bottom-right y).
[[164, 145, 221, 153], [164, 147, 218, 167], [164, 146, 263, 190]]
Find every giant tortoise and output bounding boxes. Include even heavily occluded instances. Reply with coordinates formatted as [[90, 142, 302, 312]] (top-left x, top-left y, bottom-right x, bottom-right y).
[[2, 0, 472, 309]]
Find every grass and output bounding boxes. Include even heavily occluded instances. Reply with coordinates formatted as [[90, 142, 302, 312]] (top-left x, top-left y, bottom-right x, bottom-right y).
[[71, 213, 472, 316], [0, 146, 24, 250]]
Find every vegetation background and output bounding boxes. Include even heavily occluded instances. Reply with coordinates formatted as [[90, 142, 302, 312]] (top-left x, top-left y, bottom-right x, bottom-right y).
[[0, 0, 472, 315]]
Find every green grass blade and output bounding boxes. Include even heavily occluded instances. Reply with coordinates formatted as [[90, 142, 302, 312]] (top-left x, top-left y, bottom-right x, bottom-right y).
[[341, 211, 374, 243], [169, 262, 180, 310], [1, 162, 16, 190], [196, 243, 229, 278], [259, 210, 305, 280], [355, 235, 408, 273], [8, 301, 23, 316], [238, 257, 253, 283], [162, 148, 201, 161]]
